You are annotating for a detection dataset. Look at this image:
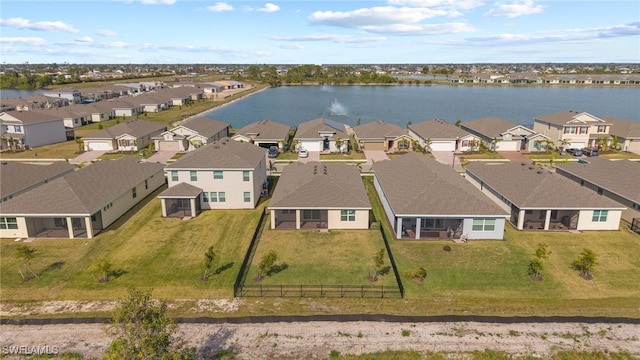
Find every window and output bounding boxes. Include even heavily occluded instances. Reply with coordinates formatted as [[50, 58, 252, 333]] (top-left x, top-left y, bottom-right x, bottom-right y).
[[303, 209, 321, 220], [243, 171, 250, 182], [340, 210, 356, 222], [190, 171, 197, 181], [219, 192, 226, 202], [472, 218, 496, 231], [15, 125, 22, 132], [132, 187, 137, 199], [192, 140, 203, 148], [203, 192, 209, 202], [597, 125, 607, 133], [171, 171, 178, 182], [213, 170, 223, 179], [210, 192, 217, 202], [423, 218, 444, 229], [118, 139, 134, 147], [0, 217, 18, 230], [592, 210, 608, 222], [564, 127, 576, 134], [551, 210, 558, 220], [244, 192, 251, 203], [579, 127, 588, 134], [398, 139, 409, 149], [54, 218, 67, 228]]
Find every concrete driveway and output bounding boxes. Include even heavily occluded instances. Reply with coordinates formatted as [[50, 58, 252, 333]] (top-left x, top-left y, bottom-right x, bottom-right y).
[[498, 151, 532, 164], [145, 151, 176, 164], [431, 151, 464, 172], [298, 151, 320, 163], [69, 151, 107, 164]]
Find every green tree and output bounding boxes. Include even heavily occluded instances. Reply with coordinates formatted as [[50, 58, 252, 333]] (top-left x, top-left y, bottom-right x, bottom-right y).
[[370, 248, 385, 281], [422, 138, 432, 153], [202, 246, 216, 281], [105, 287, 194, 360], [572, 248, 598, 279], [257, 250, 278, 280], [16, 245, 38, 280], [611, 135, 621, 151], [94, 258, 113, 282], [527, 258, 544, 280], [454, 119, 461, 127]]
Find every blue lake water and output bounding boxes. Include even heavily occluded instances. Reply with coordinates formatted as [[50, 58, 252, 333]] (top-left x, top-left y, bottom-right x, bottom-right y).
[[203, 85, 640, 128]]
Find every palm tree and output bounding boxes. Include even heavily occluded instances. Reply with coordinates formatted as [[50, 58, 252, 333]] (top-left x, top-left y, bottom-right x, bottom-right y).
[[598, 135, 609, 152], [557, 138, 571, 153], [423, 138, 432, 153], [490, 137, 501, 152], [611, 135, 621, 152]]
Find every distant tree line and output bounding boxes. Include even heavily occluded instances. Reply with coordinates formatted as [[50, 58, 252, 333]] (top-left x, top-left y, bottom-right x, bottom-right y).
[[242, 64, 405, 87]]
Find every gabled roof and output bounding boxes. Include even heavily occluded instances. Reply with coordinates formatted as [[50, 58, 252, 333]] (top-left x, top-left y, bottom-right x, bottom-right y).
[[460, 117, 524, 138], [295, 118, 348, 139], [176, 117, 229, 138], [354, 120, 405, 140], [0, 161, 75, 199], [534, 110, 610, 126], [0, 157, 164, 215], [603, 116, 640, 139], [465, 162, 625, 209], [33, 105, 90, 119], [166, 137, 266, 170], [269, 162, 370, 209], [0, 110, 63, 125], [83, 119, 166, 140], [408, 119, 471, 140], [232, 119, 290, 142], [374, 152, 507, 216], [555, 158, 640, 204], [158, 182, 202, 198]]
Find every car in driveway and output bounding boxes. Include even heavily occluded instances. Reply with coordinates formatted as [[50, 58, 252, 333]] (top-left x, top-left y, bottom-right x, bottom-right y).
[[581, 148, 599, 157], [298, 148, 309, 158], [268, 146, 279, 158], [566, 148, 583, 156]]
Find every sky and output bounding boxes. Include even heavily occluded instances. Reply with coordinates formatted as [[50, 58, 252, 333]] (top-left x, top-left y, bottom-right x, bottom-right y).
[[1, 0, 639, 64]]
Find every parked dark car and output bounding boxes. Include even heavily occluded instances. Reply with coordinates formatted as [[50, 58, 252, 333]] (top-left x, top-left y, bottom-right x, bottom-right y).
[[268, 146, 279, 158], [581, 148, 599, 157], [566, 148, 583, 156]]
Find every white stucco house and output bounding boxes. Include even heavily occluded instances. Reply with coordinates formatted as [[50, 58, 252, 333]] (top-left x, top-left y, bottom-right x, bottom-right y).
[[82, 119, 166, 151], [293, 118, 351, 153], [154, 117, 229, 152], [0, 110, 67, 149]]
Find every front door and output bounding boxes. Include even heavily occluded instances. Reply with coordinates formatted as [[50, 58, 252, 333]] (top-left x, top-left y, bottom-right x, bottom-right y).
[[323, 137, 330, 150]]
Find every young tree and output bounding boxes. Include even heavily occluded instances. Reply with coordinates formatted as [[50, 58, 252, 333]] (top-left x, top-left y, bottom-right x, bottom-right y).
[[16, 245, 38, 280], [105, 287, 194, 360], [370, 248, 385, 282], [572, 248, 598, 280], [454, 119, 461, 127], [611, 135, 621, 151], [423, 138, 432, 153], [75, 138, 84, 153], [94, 258, 113, 282], [202, 246, 216, 281], [489, 137, 501, 152], [257, 250, 278, 280], [527, 243, 552, 281]]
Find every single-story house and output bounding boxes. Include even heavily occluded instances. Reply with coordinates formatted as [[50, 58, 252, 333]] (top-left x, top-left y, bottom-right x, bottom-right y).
[[82, 119, 166, 151], [408, 119, 479, 152], [154, 117, 229, 152], [34, 106, 91, 129], [293, 118, 351, 153], [465, 162, 625, 231], [374, 152, 508, 240], [132, 93, 170, 113], [0, 110, 67, 149], [556, 157, 640, 223], [0, 157, 165, 239], [460, 117, 541, 151], [269, 162, 371, 230], [159, 138, 267, 217], [0, 161, 75, 203], [42, 88, 83, 104], [83, 101, 116, 123], [353, 120, 414, 152], [603, 116, 640, 154], [104, 99, 144, 118], [231, 119, 291, 150]]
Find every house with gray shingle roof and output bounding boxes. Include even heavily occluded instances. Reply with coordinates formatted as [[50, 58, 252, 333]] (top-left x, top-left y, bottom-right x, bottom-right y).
[[0, 161, 75, 203], [465, 162, 625, 231], [33, 105, 92, 129], [555, 157, 640, 223], [82, 119, 166, 151], [154, 117, 229, 152], [353, 120, 414, 152], [0, 157, 165, 239], [460, 117, 543, 152], [231, 119, 291, 151], [374, 152, 508, 240], [533, 110, 612, 150], [408, 119, 478, 152], [268, 162, 371, 230], [0, 110, 67, 149], [602, 116, 640, 154], [293, 118, 350, 153], [159, 138, 267, 217]]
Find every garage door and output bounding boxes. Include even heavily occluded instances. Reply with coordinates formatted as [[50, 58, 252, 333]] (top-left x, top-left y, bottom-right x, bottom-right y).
[[495, 141, 519, 151], [568, 142, 586, 149], [86, 141, 112, 151], [363, 141, 385, 151], [300, 141, 321, 152], [158, 141, 180, 151], [430, 141, 455, 152]]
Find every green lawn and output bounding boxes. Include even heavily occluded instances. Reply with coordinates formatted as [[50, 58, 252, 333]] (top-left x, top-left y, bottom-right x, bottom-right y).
[[458, 152, 505, 159], [600, 152, 640, 160], [249, 225, 397, 287], [0, 187, 264, 302], [526, 151, 574, 160], [320, 152, 367, 160]]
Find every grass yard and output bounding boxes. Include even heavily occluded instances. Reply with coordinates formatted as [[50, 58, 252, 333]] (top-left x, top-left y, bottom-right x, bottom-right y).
[[320, 152, 367, 160], [248, 224, 397, 288], [600, 152, 640, 160], [0, 187, 264, 302], [458, 152, 505, 160]]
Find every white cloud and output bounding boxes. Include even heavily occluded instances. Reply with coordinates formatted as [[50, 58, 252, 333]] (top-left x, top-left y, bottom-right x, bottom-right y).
[[76, 36, 94, 43], [139, 0, 176, 4], [0, 37, 47, 46], [387, 0, 485, 10], [97, 29, 118, 37], [258, 3, 280, 13], [207, 2, 233, 12], [0, 17, 78, 33], [271, 34, 387, 43], [484, 0, 544, 18], [276, 43, 304, 49]]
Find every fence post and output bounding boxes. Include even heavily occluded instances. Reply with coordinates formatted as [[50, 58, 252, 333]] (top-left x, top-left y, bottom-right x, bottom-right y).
[[300, 285, 303, 297], [260, 285, 263, 297], [280, 284, 283, 297], [381, 285, 384, 298], [361, 285, 364, 297]]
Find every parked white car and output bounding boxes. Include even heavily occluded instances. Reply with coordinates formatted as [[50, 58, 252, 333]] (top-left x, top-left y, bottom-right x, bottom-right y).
[[298, 148, 309, 158]]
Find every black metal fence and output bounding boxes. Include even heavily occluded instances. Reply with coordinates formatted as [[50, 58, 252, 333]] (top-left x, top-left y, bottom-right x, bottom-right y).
[[379, 225, 405, 298], [233, 208, 267, 297], [238, 284, 401, 298]]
